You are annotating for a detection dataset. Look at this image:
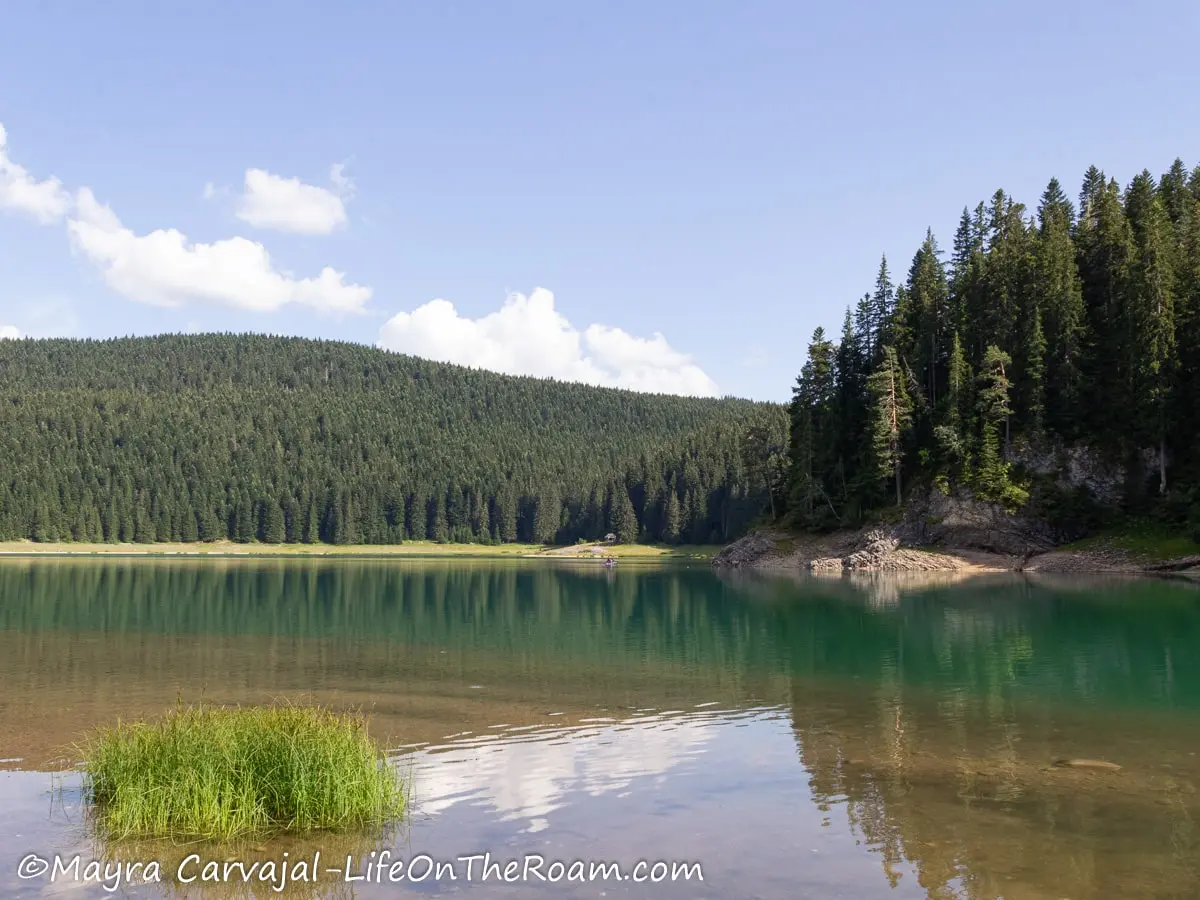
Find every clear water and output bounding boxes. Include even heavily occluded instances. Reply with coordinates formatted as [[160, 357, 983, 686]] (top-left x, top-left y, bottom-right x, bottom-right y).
[[1, 559, 1198, 898]]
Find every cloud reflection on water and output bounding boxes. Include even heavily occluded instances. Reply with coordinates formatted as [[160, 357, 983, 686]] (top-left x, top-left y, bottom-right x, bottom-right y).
[[404, 706, 755, 833]]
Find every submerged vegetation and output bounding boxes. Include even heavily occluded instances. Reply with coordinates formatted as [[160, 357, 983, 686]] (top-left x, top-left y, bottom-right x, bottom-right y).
[[79, 704, 406, 840]]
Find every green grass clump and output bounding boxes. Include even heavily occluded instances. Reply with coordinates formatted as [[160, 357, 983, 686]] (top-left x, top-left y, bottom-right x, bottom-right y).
[[79, 704, 406, 840]]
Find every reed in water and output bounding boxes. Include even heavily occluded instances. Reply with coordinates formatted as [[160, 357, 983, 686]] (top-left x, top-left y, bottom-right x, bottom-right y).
[[79, 703, 407, 840]]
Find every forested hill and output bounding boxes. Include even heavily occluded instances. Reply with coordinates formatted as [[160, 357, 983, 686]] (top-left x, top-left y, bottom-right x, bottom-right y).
[[0, 335, 786, 545], [782, 159, 1200, 535]]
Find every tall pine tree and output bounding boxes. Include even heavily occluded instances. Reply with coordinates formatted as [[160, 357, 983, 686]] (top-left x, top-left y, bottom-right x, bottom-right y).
[[867, 347, 913, 506]]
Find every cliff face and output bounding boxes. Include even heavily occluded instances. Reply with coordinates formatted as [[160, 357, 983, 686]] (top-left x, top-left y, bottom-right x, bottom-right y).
[[1007, 441, 1131, 508], [896, 490, 1057, 557]]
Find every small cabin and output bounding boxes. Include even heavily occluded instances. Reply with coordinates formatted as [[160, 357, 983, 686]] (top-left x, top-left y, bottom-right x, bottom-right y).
[[603, 532, 617, 544]]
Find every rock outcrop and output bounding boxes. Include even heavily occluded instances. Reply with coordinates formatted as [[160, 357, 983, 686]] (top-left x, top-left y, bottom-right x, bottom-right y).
[[709, 530, 785, 568], [712, 487, 1199, 576], [712, 524, 989, 574], [896, 490, 1056, 557]]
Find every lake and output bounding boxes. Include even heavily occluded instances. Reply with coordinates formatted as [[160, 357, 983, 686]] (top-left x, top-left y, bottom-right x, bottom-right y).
[[1, 559, 1198, 898]]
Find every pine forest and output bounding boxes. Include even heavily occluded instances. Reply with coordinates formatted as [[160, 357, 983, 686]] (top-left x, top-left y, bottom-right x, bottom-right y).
[[0, 335, 785, 545], [780, 160, 1200, 538]]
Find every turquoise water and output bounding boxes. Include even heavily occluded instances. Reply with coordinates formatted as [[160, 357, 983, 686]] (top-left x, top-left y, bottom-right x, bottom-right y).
[[1, 560, 1198, 898]]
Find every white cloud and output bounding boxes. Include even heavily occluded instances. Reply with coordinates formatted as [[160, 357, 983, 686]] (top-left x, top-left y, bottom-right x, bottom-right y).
[[378, 288, 719, 397], [0, 122, 72, 223], [67, 187, 371, 314], [234, 166, 350, 235], [0, 122, 373, 317], [0, 325, 20, 339]]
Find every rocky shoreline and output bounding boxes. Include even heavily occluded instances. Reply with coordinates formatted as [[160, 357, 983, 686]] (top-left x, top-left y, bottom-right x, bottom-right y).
[[712, 528, 997, 574], [712, 488, 1200, 577], [712, 526, 1200, 576]]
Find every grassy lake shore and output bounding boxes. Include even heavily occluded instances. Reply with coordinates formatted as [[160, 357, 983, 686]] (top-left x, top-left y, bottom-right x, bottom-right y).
[[0, 539, 720, 561]]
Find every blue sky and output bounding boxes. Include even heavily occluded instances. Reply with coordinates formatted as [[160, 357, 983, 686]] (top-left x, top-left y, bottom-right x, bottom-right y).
[[1, 1, 1198, 401]]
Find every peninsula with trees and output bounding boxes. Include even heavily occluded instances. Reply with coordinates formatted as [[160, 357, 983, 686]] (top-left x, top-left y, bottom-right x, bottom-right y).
[[720, 159, 1200, 574]]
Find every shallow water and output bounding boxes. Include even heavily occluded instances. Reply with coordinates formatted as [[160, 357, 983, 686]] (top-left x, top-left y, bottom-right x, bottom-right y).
[[1, 559, 1199, 898]]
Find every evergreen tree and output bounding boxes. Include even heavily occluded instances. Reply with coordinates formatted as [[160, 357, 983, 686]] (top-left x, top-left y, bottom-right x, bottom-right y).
[[282, 496, 300, 543], [340, 493, 359, 544], [234, 491, 255, 543], [902, 231, 950, 411], [976, 346, 1013, 441], [951, 207, 975, 294], [197, 505, 221, 542], [1125, 171, 1177, 493], [87, 507, 105, 543], [428, 493, 448, 542], [1159, 159, 1192, 226], [304, 498, 320, 544], [263, 500, 286, 544], [853, 293, 875, 364], [934, 331, 971, 476], [662, 481, 682, 544], [181, 509, 200, 542], [980, 191, 1035, 367], [974, 346, 1021, 504], [322, 495, 342, 544], [1078, 165, 1106, 229], [834, 308, 868, 507], [533, 487, 560, 544], [785, 328, 835, 524], [1035, 178, 1086, 435], [945, 331, 971, 431], [609, 482, 638, 543], [102, 497, 118, 543], [118, 505, 134, 543], [495, 483, 518, 544], [868, 256, 895, 359], [32, 503, 52, 543], [404, 491, 425, 541], [1015, 303, 1046, 435], [1174, 180, 1200, 478], [584, 486, 604, 542], [1077, 176, 1134, 447], [866, 347, 913, 506]]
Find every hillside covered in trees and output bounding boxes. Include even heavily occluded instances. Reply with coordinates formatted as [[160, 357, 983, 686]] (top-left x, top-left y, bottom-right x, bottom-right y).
[[781, 159, 1200, 538], [0, 335, 785, 546]]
